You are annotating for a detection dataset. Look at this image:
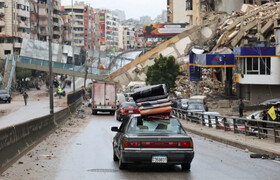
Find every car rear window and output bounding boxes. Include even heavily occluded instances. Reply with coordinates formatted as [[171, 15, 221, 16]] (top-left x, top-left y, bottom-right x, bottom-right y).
[[0, 90, 8, 94], [127, 117, 186, 134], [121, 102, 136, 108], [188, 103, 205, 111]]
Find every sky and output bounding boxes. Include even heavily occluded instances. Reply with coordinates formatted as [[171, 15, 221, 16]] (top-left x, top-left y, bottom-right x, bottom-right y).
[[61, 0, 166, 20]]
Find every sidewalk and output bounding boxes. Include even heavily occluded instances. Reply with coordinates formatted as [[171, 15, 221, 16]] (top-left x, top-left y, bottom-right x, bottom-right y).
[[179, 119, 280, 158]]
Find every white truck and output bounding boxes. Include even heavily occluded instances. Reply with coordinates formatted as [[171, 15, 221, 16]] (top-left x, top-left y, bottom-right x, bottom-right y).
[[92, 81, 117, 115]]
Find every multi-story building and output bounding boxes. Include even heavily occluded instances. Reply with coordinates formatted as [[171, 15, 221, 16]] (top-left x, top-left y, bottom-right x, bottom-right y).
[[134, 26, 145, 49], [63, 3, 94, 50], [61, 11, 72, 45], [118, 25, 136, 50], [0, 0, 30, 58], [140, 16, 151, 25], [98, 11, 118, 51], [33, 0, 62, 43], [167, 0, 244, 25]]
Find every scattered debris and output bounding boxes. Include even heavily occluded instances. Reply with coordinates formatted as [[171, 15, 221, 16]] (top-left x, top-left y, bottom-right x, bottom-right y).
[[18, 161, 23, 164], [250, 153, 270, 159]]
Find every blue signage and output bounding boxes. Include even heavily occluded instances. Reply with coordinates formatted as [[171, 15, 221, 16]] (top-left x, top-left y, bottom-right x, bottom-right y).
[[189, 65, 202, 82], [234, 47, 276, 56]]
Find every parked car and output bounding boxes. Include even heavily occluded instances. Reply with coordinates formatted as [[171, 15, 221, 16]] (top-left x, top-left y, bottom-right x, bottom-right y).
[[111, 114, 194, 170], [218, 118, 245, 132], [203, 112, 221, 127], [246, 111, 263, 120], [0, 90, 12, 103], [260, 98, 280, 105], [178, 99, 189, 110], [115, 102, 140, 121]]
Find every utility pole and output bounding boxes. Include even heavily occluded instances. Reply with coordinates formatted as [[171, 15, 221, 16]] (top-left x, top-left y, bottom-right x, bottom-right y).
[[71, 0, 76, 93], [47, 0, 54, 114]]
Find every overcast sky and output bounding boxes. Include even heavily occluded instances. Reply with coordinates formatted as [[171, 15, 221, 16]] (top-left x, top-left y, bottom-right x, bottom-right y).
[[61, 0, 166, 20]]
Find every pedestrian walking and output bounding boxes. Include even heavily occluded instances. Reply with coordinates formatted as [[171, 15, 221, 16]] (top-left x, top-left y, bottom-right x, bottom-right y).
[[238, 99, 244, 117], [23, 91, 29, 106]]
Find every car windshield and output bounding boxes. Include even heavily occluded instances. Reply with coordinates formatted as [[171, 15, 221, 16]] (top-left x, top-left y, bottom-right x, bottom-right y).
[[181, 99, 188, 104], [187, 103, 205, 111], [127, 117, 186, 134], [121, 102, 136, 108], [0, 90, 8, 94]]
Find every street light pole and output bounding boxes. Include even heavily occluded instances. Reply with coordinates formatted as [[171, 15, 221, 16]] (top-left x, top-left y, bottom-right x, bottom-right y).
[[72, 0, 76, 93], [47, 0, 54, 114]]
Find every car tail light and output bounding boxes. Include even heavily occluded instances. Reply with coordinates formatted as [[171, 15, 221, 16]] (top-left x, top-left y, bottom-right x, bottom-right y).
[[112, 106, 116, 109], [178, 141, 193, 148], [120, 109, 124, 113], [123, 141, 139, 148], [133, 109, 140, 113], [93, 106, 97, 108]]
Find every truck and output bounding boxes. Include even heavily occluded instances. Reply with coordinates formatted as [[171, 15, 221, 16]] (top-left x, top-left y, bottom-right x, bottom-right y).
[[92, 81, 117, 115]]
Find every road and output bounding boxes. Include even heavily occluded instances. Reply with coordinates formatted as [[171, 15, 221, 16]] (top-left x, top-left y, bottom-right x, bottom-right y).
[[0, 78, 91, 129], [1, 108, 279, 180]]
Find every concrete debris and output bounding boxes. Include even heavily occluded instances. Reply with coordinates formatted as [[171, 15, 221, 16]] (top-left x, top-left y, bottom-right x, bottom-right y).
[[212, 3, 280, 50], [250, 153, 270, 159], [75, 108, 86, 119], [173, 68, 224, 99]]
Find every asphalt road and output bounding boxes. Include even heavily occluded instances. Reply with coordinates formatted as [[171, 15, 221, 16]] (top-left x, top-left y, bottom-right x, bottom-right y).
[[1, 108, 280, 180]]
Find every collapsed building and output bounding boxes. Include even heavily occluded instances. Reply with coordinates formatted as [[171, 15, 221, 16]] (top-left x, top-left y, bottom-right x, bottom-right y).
[[109, 1, 280, 105]]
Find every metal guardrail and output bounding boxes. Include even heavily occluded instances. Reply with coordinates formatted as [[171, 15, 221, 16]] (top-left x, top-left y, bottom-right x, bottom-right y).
[[173, 108, 280, 143], [18, 56, 111, 75]]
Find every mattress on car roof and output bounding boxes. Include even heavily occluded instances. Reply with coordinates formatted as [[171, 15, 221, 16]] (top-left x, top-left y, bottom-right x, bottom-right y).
[[140, 106, 172, 116], [132, 84, 167, 102], [135, 94, 169, 103], [137, 98, 169, 106], [139, 102, 171, 110]]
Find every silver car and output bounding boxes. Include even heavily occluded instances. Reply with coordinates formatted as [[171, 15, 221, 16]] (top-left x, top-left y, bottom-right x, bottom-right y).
[[111, 114, 194, 170]]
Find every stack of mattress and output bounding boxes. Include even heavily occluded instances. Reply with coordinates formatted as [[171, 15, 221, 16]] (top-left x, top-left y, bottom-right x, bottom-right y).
[[131, 84, 172, 116]]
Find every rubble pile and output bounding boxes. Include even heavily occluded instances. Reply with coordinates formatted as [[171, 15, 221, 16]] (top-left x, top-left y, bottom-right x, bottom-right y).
[[213, 2, 280, 50], [173, 70, 224, 98]]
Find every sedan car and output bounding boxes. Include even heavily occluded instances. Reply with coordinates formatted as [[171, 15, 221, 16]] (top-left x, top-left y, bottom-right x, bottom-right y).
[[111, 114, 194, 170], [115, 102, 140, 121], [0, 90, 12, 103], [218, 118, 245, 132], [178, 99, 189, 110], [203, 112, 221, 127]]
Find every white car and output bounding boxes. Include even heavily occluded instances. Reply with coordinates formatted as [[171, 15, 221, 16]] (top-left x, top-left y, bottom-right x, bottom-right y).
[[202, 112, 221, 127]]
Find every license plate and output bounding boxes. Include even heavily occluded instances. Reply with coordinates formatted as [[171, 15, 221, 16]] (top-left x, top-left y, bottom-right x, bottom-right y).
[[128, 110, 133, 113], [152, 155, 167, 163]]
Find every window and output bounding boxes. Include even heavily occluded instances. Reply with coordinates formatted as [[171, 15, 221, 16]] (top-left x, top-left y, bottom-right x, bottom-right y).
[[4, 50, 11, 55], [186, 0, 193, 10], [127, 117, 186, 135], [241, 57, 271, 75]]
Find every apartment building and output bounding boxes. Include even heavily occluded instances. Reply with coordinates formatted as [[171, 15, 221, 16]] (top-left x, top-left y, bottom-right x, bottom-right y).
[[61, 11, 72, 45], [63, 3, 94, 50], [167, 0, 243, 25], [118, 25, 136, 50], [104, 12, 119, 51], [0, 0, 30, 58]]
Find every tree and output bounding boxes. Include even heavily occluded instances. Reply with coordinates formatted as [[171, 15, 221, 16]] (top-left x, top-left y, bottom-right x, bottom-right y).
[[146, 54, 179, 92], [16, 67, 32, 81]]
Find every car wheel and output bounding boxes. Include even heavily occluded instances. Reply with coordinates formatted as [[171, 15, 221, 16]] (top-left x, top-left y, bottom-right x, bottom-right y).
[[113, 149, 118, 161], [118, 155, 126, 170], [8, 100, 11, 103], [181, 163, 191, 171]]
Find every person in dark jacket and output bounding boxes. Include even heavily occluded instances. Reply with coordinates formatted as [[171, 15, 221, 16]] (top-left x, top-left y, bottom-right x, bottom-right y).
[[22, 91, 29, 106], [238, 99, 244, 117]]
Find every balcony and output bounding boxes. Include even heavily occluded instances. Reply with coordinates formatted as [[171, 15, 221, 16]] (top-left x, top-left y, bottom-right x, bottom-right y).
[[14, 42, 22, 48], [18, 21, 29, 28], [39, 20, 48, 27], [53, 30, 60, 35]]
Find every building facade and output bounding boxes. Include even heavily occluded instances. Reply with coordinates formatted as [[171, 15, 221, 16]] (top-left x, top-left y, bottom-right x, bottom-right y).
[[235, 47, 280, 104], [0, 0, 31, 58], [63, 3, 94, 50], [98, 11, 118, 51], [167, 0, 244, 25]]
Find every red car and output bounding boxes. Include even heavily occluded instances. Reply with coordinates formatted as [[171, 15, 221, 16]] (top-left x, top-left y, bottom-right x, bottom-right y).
[[219, 118, 245, 132], [115, 102, 140, 121]]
